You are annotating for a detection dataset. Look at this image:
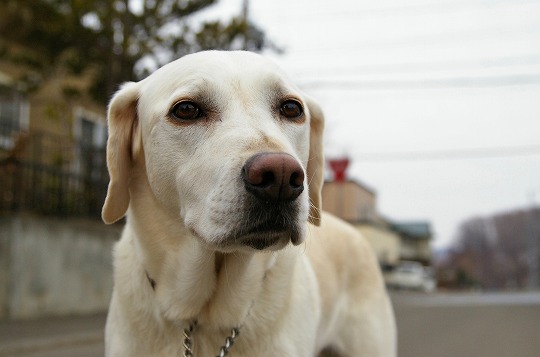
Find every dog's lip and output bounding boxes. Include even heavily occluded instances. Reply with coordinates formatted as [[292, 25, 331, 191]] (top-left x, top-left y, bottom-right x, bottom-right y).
[[238, 223, 290, 250], [245, 221, 288, 235], [241, 235, 282, 250]]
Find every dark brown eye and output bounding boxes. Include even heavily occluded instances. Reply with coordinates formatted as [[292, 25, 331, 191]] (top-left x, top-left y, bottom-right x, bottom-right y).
[[280, 100, 303, 119], [171, 101, 201, 120]]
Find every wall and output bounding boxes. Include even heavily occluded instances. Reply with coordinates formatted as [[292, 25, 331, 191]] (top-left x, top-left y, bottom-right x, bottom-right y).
[[0, 214, 121, 320], [356, 224, 401, 265], [322, 181, 377, 223], [401, 238, 432, 264]]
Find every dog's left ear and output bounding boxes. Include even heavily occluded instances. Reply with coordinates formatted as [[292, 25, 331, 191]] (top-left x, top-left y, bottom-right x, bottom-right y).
[[102, 82, 142, 224], [305, 96, 325, 226]]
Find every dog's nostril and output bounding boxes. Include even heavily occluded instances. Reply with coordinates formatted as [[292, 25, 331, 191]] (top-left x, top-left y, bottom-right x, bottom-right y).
[[260, 171, 275, 187], [242, 166, 276, 187], [290, 172, 303, 188]]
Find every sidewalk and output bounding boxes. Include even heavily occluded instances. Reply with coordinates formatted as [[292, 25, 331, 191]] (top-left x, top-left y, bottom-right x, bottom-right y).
[[0, 313, 106, 356]]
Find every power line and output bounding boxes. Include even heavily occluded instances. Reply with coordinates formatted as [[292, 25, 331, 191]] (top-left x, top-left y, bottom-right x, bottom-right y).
[[352, 145, 540, 162], [290, 25, 540, 54], [299, 73, 540, 90], [290, 53, 540, 77], [262, 0, 540, 55], [305, 0, 540, 18]]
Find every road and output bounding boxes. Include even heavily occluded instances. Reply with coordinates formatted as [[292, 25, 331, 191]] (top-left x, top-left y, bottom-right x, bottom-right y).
[[1, 292, 539, 356], [392, 291, 540, 357]]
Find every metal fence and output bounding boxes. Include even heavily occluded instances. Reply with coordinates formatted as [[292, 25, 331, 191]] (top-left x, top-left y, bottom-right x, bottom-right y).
[[0, 130, 109, 219]]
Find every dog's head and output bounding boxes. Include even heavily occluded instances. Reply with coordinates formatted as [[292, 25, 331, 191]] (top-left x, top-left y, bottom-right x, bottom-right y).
[[102, 51, 324, 252]]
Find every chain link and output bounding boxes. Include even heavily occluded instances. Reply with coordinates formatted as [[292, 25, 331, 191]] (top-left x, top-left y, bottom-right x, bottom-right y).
[[181, 321, 240, 357], [216, 327, 239, 357], [182, 320, 197, 357]]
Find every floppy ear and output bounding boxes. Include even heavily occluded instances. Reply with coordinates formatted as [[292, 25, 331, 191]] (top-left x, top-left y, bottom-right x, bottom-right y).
[[305, 96, 325, 226], [102, 82, 141, 224]]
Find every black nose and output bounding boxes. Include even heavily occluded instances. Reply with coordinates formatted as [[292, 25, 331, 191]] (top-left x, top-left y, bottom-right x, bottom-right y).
[[242, 152, 305, 202]]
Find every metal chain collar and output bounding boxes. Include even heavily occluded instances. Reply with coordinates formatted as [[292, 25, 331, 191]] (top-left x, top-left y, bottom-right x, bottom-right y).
[[182, 320, 241, 357]]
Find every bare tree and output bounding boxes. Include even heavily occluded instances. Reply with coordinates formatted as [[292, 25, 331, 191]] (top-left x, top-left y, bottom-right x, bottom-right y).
[[440, 208, 540, 290]]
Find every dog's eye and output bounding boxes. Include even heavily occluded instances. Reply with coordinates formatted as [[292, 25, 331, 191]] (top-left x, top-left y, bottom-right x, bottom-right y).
[[280, 100, 303, 119], [171, 101, 202, 121]]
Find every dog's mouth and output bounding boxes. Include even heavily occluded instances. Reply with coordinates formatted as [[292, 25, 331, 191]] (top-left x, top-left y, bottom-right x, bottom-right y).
[[239, 222, 291, 250], [239, 199, 306, 249], [241, 235, 283, 250], [205, 198, 305, 252]]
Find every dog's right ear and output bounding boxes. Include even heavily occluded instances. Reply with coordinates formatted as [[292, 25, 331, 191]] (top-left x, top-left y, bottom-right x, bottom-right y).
[[102, 82, 141, 224], [306, 96, 325, 226]]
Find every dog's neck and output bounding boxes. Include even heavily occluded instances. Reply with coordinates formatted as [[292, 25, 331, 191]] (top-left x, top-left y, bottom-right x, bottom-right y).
[[142, 252, 225, 294]]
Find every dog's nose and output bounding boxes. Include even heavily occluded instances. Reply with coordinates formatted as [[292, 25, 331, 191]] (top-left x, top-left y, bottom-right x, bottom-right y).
[[242, 153, 305, 202]]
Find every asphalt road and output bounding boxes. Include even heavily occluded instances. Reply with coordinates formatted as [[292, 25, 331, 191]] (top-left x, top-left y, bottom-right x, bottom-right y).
[[1, 292, 539, 356], [392, 291, 540, 357]]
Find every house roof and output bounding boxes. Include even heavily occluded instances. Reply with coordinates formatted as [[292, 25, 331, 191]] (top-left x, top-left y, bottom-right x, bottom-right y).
[[391, 222, 432, 240], [323, 179, 377, 195]]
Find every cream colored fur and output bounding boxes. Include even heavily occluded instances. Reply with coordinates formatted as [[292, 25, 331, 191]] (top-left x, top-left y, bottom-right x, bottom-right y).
[[103, 51, 396, 356]]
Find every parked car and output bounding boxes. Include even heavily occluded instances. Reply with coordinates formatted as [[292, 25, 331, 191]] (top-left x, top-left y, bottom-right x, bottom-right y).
[[385, 261, 436, 292]]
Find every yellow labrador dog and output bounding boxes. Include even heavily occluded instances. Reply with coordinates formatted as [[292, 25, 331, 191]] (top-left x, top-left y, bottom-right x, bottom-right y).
[[102, 51, 396, 356]]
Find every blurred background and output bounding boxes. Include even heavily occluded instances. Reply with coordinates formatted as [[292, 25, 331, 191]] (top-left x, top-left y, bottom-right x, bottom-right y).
[[0, 0, 539, 356]]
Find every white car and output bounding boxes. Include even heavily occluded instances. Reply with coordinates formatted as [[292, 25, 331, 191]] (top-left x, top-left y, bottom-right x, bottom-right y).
[[386, 261, 436, 292]]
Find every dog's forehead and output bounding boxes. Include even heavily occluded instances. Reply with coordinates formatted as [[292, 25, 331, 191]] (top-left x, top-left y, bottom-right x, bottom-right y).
[[172, 51, 285, 78], [142, 51, 296, 99]]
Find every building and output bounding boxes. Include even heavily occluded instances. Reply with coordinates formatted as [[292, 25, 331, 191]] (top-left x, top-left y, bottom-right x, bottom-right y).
[[322, 180, 401, 267], [392, 222, 432, 265], [0, 46, 117, 319], [322, 166, 432, 267], [0, 48, 108, 218]]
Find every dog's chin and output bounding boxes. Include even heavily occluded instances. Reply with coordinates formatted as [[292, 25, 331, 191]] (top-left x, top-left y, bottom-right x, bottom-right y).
[[186, 218, 305, 253], [239, 231, 292, 251], [209, 232, 295, 253], [206, 224, 305, 253]]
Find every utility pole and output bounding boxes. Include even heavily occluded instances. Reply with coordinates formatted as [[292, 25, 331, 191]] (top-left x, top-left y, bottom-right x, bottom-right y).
[[242, 0, 249, 20], [242, 0, 250, 50]]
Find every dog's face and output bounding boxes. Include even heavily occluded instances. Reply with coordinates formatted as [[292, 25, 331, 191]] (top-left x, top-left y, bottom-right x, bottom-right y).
[[102, 51, 324, 252]]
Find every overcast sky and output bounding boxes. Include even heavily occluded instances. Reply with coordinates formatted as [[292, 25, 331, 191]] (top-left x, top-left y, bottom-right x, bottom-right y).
[[203, 0, 540, 248]]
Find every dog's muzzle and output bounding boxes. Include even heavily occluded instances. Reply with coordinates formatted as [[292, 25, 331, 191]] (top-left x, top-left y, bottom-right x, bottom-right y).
[[238, 152, 305, 249]]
